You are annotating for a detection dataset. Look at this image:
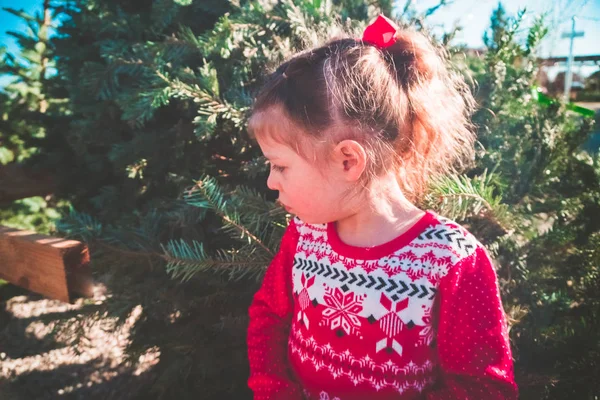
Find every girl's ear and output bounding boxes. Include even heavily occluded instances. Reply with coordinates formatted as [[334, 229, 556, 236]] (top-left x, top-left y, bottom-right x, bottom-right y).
[[331, 140, 367, 182]]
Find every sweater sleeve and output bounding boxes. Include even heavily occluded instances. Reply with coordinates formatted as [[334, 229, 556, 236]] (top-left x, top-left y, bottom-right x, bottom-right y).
[[424, 245, 518, 400], [247, 220, 304, 400]]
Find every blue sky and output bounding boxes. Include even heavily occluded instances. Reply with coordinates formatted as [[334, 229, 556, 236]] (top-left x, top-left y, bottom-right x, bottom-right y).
[[1, 0, 599, 87], [0, 0, 46, 53], [0, 0, 48, 87], [407, 0, 599, 56], [407, 0, 600, 79]]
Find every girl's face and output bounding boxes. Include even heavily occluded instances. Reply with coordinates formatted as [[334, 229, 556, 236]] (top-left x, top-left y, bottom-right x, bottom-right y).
[[256, 135, 354, 225]]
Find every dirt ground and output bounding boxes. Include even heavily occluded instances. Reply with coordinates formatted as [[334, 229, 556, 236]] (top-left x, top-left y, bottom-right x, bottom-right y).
[[0, 282, 159, 400]]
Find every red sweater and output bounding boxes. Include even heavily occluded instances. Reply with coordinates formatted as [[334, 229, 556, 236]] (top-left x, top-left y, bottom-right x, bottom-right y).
[[247, 211, 517, 400]]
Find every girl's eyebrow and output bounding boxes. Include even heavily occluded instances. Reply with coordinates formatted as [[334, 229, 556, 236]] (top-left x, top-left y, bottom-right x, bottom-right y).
[[263, 154, 280, 161]]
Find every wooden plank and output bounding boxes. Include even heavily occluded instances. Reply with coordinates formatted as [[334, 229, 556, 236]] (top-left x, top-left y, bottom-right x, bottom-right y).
[[0, 226, 93, 303]]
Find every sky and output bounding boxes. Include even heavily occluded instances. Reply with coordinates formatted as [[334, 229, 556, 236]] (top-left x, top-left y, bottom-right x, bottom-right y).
[[0, 0, 45, 52], [0, 0, 599, 87], [0, 0, 47, 87], [404, 0, 600, 79], [405, 0, 599, 56]]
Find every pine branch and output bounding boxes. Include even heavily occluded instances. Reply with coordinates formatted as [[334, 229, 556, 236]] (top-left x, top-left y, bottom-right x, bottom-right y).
[[56, 208, 104, 241], [423, 0, 453, 18], [2, 7, 37, 22], [161, 239, 269, 282], [282, 0, 319, 46], [425, 170, 513, 230], [184, 177, 274, 257], [58, 208, 271, 282]]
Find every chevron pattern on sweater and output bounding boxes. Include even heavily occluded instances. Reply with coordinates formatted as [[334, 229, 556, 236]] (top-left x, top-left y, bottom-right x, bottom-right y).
[[293, 257, 437, 300], [418, 227, 474, 252]]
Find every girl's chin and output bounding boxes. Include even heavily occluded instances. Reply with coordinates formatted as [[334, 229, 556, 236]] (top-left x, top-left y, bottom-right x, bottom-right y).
[[283, 207, 332, 225], [293, 214, 331, 225]]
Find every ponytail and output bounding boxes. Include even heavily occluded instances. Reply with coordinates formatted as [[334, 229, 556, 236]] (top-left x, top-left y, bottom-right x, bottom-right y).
[[383, 30, 476, 199], [249, 26, 476, 202]]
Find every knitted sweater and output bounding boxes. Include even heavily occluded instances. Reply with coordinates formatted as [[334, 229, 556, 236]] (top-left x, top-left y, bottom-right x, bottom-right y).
[[247, 211, 517, 400]]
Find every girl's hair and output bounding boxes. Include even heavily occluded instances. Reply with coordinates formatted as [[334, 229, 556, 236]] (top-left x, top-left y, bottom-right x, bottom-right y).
[[248, 27, 476, 202]]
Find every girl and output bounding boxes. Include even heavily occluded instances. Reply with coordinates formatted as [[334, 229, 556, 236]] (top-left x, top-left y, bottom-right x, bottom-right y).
[[246, 15, 517, 400]]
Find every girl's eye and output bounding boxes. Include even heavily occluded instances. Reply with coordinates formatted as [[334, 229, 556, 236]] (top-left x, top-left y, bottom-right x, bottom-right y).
[[270, 164, 286, 173]]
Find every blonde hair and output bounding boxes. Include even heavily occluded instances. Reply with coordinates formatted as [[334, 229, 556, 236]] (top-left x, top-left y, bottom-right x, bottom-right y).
[[248, 27, 476, 202]]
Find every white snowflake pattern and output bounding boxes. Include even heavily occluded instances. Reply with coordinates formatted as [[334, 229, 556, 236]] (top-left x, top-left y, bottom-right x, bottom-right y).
[[290, 328, 435, 393], [320, 286, 365, 337]]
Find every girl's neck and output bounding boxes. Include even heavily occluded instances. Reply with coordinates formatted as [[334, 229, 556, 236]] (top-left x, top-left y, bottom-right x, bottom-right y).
[[334, 174, 425, 248]]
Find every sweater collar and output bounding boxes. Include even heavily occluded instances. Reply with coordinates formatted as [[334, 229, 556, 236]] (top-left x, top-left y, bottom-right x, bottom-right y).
[[326, 210, 436, 260]]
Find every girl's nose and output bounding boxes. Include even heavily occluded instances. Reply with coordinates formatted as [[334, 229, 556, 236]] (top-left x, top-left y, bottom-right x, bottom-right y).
[[267, 172, 279, 191]]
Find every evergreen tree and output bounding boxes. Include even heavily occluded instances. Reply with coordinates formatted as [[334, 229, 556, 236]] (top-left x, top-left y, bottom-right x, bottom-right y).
[[483, 2, 508, 51], [462, 5, 599, 398], [51, 0, 516, 396], [3, 0, 597, 398], [0, 1, 66, 232], [50, 1, 399, 398]]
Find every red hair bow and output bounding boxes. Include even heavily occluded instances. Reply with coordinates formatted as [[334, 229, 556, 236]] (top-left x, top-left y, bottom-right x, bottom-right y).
[[362, 15, 399, 48]]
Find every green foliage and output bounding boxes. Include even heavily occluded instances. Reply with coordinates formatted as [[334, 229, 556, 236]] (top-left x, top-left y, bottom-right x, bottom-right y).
[[424, 170, 513, 231], [162, 176, 289, 282], [0, 197, 65, 234], [462, 4, 599, 398], [2, 0, 598, 398], [36, 2, 395, 397], [0, 4, 67, 232]]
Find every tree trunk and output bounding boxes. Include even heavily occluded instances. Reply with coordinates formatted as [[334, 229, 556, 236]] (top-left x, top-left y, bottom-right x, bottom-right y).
[[0, 164, 55, 204]]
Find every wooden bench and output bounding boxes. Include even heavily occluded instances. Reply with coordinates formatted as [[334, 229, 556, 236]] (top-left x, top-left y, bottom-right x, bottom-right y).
[[0, 226, 93, 303]]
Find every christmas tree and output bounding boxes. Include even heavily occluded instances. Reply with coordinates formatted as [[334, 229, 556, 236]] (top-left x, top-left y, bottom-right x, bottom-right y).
[[0, 0, 66, 232], [1, 0, 597, 398]]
